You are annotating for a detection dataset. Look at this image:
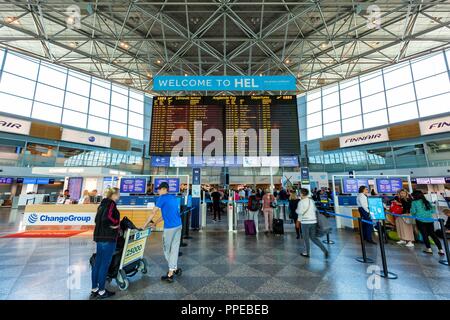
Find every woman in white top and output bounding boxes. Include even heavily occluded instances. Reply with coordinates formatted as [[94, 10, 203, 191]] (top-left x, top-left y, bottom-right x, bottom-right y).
[[356, 186, 376, 244], [79, 190, 91, 205], [296, 188, 329, 258]]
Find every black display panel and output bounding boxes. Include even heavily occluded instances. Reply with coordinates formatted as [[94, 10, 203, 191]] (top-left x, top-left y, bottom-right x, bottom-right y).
[[150, 95, 299, 156]]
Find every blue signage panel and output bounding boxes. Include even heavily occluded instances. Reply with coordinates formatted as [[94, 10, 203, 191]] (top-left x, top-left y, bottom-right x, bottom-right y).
[[23, 178, 37, 184], [343, 178, 369, 194], [153, 178, 180, 194], [280, 156, 299, 167], [368, 197, 386, 220], [120, 178, 147, 193], [300, 167, 310, 184], [151, 156, 170, 167], [376, 178, 403, 194], [0, 177, 14, 184], [153, 75, 297, 91], [192, 168, 201, 185]]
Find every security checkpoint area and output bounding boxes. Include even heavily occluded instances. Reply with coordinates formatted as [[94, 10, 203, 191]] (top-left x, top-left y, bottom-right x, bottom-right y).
[[0, 0, 448, 311]]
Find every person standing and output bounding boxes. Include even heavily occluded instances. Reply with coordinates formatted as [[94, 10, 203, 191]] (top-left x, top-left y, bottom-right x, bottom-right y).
[[289, 192, 301, 239], [91, 187, 121, 299], [247, 190, 261, 233], [410, 190, 445, 256], [79, 190, 91, 204], [296, 188, 328, 258], [262, 189, 275, 233], [144, 182, 183, 282], [210, 188, 222, 222], [393, 189, 414, 247], [357, 186, 376, 244]]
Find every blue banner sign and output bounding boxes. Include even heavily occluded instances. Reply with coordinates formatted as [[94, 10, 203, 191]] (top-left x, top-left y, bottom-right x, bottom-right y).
[[120, 178, 147, 193], [343, 178, 369, 194], [151, 156, 170, 167], [280, 156, 299, 167], [153, 75, 297, 91], [376, 178, 403, 194], [153, 178, 180, 194]]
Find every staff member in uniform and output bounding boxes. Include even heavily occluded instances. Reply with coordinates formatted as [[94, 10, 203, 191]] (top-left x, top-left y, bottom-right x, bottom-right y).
[[357, 186, 376, 244], [143, 182, 182, 283]]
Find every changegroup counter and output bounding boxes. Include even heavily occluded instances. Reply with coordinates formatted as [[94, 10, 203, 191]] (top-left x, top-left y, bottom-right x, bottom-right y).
[[23, 203, 164, 231]]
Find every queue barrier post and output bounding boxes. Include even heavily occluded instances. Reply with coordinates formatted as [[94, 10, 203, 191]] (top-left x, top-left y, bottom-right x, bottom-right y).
[[184, 207, 194, 239], [438, 218, 450, 266], [356, 217, 375, 264], [375, 220, 398, 279], [381, 220, 389, 244], [322, 233, 335, 245]]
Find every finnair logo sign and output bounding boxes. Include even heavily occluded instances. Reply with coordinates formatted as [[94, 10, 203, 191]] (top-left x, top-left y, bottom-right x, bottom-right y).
[[420, 116, 450, 136], [0, 116, 31, 135], [339, 129, 389, 148]]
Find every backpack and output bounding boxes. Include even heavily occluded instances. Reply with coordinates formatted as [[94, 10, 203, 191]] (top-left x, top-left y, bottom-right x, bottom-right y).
[[248, 196, 260, 212]]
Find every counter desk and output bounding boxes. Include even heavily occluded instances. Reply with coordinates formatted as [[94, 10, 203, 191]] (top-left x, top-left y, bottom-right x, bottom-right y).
[[23, 204, 164, 231]]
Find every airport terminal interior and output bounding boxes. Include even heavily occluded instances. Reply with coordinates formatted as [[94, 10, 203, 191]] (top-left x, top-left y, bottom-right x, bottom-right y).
[[0, 0, 449, 301]]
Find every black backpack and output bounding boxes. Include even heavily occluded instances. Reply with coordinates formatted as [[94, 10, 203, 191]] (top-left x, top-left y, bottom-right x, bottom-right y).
[[248, 196, 260, 211]]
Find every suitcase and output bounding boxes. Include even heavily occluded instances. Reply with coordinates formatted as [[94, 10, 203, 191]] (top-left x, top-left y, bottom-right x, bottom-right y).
[[244, 219, 256, 235], [273, 218, 284, 235]]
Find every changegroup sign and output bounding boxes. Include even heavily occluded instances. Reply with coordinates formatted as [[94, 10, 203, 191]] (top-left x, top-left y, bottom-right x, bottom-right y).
[[419, 115, 450, 136], [339, 129, 389, 148], [24, 212, 96, 226], [0, 115, 31, 135], [153, 75, 296, 91], [61, 128, 111, 148]]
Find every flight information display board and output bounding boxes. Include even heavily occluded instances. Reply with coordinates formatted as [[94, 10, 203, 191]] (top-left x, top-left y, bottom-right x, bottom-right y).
[[150, 95, 299, 156]]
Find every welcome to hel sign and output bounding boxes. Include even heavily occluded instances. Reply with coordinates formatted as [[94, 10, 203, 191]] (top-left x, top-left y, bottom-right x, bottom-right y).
[[153, 75, 297, 91]]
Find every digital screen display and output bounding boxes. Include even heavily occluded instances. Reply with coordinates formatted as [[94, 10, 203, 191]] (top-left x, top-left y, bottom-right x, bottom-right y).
[[153, 178, 180, 194], [376, 178, 403, 194], [368, 197, 386, 220], [415, 178, 431, 185], [342, 178, 369, 194], [120, 178, 147, 194], [150, 95, 299, 156]]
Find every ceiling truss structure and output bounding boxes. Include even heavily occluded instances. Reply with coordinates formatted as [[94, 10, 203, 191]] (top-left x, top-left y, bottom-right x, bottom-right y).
[[0, 0, 449, 95]]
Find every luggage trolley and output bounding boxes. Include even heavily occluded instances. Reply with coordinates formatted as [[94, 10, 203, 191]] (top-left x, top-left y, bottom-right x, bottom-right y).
[[115, 228, 151, 290]]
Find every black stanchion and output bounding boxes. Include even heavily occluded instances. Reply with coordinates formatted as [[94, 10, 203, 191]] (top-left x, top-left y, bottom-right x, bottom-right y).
[[322, 233, 335, 245], [184, 208, 193, 239], [438, 218, 450, 266], [180, 210, 188, 247], [381, 220, 388, 244], [375, 221, 398, 279], [356, 217, 374, 263]]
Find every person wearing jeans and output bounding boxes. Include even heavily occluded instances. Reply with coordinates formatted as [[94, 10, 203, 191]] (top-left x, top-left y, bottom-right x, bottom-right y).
[[91, 187, 121, 299], [144, 182, 183, 282], [296, 188, 329, 258], [410, 190, 445, 256]]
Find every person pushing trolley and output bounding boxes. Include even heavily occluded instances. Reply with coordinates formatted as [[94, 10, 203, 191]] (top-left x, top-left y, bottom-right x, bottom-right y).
[[143, 182, 183, 283]]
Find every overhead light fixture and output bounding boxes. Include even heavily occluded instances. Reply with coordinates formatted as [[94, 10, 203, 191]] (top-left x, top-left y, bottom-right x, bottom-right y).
[[320, 42, 329, 50], [184, 73, 188, 76], [5, 16, 20, 25], [297, 73, 301, 78], [120, 41, 129, 49], [156, 59, 162, 64], [146, 71, 152, 78], [69, 41, 78, 48], [259, 73, 263, 76], [285, 59, 290, 64]]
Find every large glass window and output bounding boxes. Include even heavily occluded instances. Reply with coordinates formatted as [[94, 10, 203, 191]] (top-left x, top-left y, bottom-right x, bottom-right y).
[[0, 72, 36, 99], [3, 53, 39, 80], [383, 62, 412, 89], [385, 83, 416, 107], [411, 53, 447, 81], [38, 64, 67, 89], [362, 92, 386, 113], [388, 102, 418, 123], [0, 49, 147, 140], [360, 71, 384, 97], [414, 73, 450, 99], [417, 92, 450, 117]]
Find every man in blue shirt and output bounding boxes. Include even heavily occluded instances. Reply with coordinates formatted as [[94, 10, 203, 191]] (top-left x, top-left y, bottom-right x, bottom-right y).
[[143, 182, 182, 282]]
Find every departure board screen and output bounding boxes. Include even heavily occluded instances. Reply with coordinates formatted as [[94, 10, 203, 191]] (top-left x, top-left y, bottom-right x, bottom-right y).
[[150, 95, 299, 156]]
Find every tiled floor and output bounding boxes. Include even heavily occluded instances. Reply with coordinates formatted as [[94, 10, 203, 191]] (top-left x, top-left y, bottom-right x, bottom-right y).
[[0, 208, 449, 300]]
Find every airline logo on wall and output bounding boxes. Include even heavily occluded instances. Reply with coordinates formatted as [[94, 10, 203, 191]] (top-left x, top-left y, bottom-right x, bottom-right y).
[[419, 115, 450, 136], [339, 129, 389, 148], [61, 128, 111, 148], [0, 115, 31, 135]]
